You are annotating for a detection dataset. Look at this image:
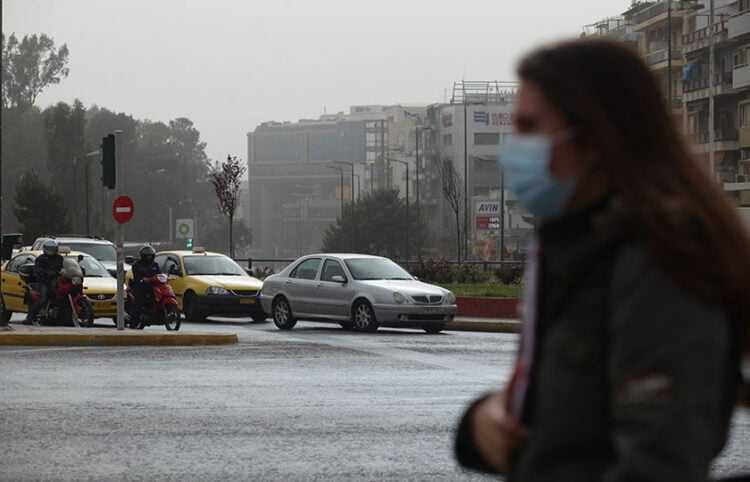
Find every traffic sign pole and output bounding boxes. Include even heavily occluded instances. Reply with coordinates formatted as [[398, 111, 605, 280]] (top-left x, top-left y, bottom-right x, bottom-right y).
[[115, 130, 125, 331]]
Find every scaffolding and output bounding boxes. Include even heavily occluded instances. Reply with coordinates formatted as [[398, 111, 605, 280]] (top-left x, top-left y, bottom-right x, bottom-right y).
[[450, 80, 518, 105]]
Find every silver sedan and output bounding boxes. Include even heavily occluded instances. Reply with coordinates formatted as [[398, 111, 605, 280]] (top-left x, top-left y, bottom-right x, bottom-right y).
[[260, 253, 457, 333]]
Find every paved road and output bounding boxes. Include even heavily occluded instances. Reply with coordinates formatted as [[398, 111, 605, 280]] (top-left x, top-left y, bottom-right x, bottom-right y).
[[1, 317, 748, 481]]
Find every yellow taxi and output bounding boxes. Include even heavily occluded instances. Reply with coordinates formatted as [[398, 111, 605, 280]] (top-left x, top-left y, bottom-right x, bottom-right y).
[[0, 249, 118, 322], [126, 248, 266, 322]]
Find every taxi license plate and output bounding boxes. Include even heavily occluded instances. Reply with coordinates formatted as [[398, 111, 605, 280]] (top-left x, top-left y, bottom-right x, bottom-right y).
[[239, 298, 256, 304]]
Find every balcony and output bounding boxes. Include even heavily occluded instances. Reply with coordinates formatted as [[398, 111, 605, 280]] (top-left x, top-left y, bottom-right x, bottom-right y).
[[645, 48, 683, 67], [682, 71, 735, 101], [682, 21, 728, 54], [687, 128, 740, 153], [734, 64, 750, 90], [728, 9, 750, 39], [633, 1, 684, 28]]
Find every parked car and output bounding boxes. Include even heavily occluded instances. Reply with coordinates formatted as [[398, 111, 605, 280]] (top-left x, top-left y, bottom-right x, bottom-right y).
[[0, 249, 118, 322], [260, 253, 457, 333], [31, 235, 130, 277], [126, 248, 266, 322]]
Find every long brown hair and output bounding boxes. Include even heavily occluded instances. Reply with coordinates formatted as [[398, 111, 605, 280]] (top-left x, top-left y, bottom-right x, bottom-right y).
[[518, 38, 750, 361]]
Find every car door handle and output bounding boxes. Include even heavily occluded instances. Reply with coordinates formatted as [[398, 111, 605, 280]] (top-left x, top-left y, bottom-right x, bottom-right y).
[[316, 284, 323, 288]]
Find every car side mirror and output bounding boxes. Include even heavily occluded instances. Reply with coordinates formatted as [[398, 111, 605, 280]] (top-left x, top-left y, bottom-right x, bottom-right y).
[[331, 275, 347, 284], [124, 255, 135, 265]]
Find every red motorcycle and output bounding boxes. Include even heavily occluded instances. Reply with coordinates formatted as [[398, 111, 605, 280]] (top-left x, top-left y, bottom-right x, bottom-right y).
[[125, 273, 181, 330], [20, 258, 94, 327]]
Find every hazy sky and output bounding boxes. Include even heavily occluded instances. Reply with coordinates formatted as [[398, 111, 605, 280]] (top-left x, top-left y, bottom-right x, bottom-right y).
[[4, 0, 630, 163]]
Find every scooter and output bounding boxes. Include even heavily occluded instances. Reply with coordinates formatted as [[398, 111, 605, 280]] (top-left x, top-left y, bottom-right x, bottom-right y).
[[125, 273, 181, 331], [20, 258, 94, 327]]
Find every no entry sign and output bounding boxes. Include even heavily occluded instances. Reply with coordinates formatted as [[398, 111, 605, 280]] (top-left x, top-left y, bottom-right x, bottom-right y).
[[112, 196, 135, 224]]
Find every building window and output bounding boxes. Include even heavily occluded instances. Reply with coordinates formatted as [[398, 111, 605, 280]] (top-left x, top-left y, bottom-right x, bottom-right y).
[[442, 134, 453, 146], [740, 103, 750, 128], [474, 132, 500, 145], [740, 0, 749, 13]]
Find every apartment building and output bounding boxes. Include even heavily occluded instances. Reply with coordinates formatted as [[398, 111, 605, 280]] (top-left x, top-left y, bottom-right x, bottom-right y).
[[585, 0, 750, 207]]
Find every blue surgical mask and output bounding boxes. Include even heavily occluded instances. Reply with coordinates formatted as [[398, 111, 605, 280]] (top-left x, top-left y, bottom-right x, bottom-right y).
[[500, 132, 577, 220]]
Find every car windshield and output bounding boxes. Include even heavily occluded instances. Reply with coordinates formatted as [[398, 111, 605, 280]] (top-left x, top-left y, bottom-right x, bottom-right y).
[[62, 243, 116, 263], [344, 258, 413, 281], [183, 255, 246, 276], [75, 256, 112, 278]]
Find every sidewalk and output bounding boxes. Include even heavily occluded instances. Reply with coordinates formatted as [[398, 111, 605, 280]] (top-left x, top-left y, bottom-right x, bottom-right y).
[[0, 322, 238, 346], [0, 316, 520, 346]]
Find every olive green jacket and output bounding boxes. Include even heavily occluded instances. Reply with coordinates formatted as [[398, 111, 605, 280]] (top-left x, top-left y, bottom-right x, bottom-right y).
[[455, 201, 739, 482]]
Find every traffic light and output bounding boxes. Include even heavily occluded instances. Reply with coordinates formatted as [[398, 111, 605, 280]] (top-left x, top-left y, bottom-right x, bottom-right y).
[[100, 134, 116, 189], [186, 237, 193, 249]]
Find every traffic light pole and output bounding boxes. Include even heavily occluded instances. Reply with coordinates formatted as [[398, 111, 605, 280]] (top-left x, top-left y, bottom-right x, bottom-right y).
[[115, 130, 125, 331]]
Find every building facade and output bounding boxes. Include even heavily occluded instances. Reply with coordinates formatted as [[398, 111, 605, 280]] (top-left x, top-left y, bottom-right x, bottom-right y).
[[585, 0, 750, 207], [245, 105, 425, 259]]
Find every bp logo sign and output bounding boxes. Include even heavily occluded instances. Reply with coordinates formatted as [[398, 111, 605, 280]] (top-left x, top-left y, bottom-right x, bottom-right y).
[[175, 219, 194, 239]]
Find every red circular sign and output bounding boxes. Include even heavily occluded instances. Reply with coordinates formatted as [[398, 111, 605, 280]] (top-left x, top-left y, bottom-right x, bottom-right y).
[[112, 196, 135, 224]]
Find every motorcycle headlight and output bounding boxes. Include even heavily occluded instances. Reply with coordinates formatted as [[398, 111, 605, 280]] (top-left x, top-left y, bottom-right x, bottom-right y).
[[71, 277, 83, 285], [393, 291, 406, 304], [444, 291, 456, 304], [206, 286, 231, 295]]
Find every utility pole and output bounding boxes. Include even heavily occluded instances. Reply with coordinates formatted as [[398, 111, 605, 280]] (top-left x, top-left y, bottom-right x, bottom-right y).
[[708, 0, 716, 179], [667, 0, 673, 105]]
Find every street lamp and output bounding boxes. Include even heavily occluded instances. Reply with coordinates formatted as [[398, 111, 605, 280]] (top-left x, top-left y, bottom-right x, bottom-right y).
[[147, 169, 166, 243], [72, 150, 100, 235], [388, 158, 410, 262]]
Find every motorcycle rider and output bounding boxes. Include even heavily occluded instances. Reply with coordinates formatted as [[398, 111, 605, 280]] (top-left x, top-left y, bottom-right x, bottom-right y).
[[128, 245, 161, 328], [25, 239, 64, 324]]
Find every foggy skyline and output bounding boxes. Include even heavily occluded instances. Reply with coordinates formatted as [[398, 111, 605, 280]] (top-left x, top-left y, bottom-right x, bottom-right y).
[[4, 0, 629, 163]]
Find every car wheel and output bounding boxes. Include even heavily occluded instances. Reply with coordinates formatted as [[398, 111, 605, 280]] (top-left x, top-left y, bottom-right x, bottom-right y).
[[352, 299, 378, 332], [272, 297, 296, 330], [0, 294, 13, 323], [183, 292, 207, 322], [423, 324, 446, 334], [163, 304, 181, 331]]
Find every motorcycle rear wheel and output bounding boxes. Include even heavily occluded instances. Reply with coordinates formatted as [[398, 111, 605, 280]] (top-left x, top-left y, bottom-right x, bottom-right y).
[[163, 304, 181, 331]]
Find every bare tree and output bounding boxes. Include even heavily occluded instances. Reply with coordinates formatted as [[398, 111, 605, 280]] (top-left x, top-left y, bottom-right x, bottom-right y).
[[433, 154, 464, 262], [210, 155, 246, 258]]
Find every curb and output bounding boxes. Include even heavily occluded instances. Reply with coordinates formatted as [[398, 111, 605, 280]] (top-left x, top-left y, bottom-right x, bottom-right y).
[[0, 332, 238, 346], [446, 319, 521, 333]]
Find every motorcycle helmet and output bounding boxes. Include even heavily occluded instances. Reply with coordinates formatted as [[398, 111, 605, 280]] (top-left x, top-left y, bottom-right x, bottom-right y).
[[42, 239, 59, 256], [140, 245, 156, 263]]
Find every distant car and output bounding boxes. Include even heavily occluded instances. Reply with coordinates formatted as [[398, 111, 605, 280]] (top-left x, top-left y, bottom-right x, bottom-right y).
[[260, 253, 457, 334], [126, 248, 266, 322], [31, 235, 130, 277], [0, 249, 118, 322]]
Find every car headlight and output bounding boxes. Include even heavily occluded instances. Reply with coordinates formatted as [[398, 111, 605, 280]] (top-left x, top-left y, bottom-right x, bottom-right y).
[[393, 291, 406, 303], [206, 286, 231, 295], [444, 291, 456, 304]]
